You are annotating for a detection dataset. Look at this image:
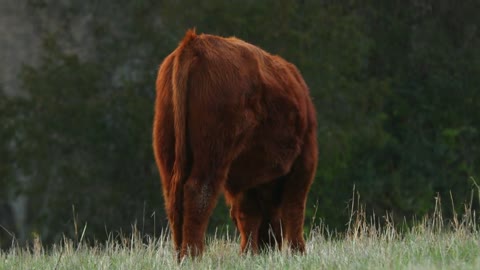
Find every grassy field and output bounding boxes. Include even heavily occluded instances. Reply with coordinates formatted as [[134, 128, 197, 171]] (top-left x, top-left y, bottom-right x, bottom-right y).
[[2, 197, 480, 269]]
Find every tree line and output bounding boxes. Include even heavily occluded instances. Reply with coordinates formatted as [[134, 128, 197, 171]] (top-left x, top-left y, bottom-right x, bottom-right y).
[[1, 0, 479, 247]]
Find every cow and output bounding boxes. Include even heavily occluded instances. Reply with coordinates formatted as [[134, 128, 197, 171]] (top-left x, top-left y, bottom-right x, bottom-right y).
[[152, 29, 318, 259]]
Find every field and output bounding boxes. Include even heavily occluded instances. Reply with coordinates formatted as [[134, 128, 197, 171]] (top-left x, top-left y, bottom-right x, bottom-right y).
[[2, 228, 479, 269], [2, 197, 480, 269]]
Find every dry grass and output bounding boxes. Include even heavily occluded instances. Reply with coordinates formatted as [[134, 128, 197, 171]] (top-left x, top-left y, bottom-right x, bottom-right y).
[[2, 184, 480, 269]]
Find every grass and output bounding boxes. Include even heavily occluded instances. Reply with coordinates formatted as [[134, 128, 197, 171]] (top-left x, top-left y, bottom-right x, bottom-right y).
[[2, 190, 480, 269]]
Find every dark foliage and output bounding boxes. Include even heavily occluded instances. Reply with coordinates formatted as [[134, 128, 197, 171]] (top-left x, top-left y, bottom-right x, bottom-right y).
[[1, 0, 479, 246]]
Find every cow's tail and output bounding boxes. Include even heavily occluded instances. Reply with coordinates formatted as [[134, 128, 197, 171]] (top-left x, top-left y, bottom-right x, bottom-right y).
[[169, 28, 197, 251]]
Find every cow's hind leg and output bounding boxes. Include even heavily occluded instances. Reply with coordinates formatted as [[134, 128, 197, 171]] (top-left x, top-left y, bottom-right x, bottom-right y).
[[280, 135, 317, 253], [180, 139, 243, 258], [180, 167, 228, 258]]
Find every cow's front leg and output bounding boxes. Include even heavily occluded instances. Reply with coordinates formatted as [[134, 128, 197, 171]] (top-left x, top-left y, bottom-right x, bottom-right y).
[[258, 209, 283, 252], [231, 190, 263, 254]]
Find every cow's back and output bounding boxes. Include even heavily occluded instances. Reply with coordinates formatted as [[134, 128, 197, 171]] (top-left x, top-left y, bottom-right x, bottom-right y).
[[182, 34, 314, 194]]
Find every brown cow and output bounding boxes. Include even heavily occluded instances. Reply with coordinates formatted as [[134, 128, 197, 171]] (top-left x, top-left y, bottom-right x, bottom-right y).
[[153, 29, 317, 259]]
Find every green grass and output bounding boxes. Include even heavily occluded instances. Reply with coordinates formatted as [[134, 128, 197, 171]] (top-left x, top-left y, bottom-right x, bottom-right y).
[[1, 225, 479, 269], [2, 192, 480, 269]]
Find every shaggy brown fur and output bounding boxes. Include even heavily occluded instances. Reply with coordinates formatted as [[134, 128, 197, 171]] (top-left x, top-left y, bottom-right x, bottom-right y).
[[153, 29, 318, 259]]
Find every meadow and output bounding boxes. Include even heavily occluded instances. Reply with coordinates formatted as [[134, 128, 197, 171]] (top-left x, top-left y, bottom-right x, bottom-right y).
[[2, 193, 479, 270]]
